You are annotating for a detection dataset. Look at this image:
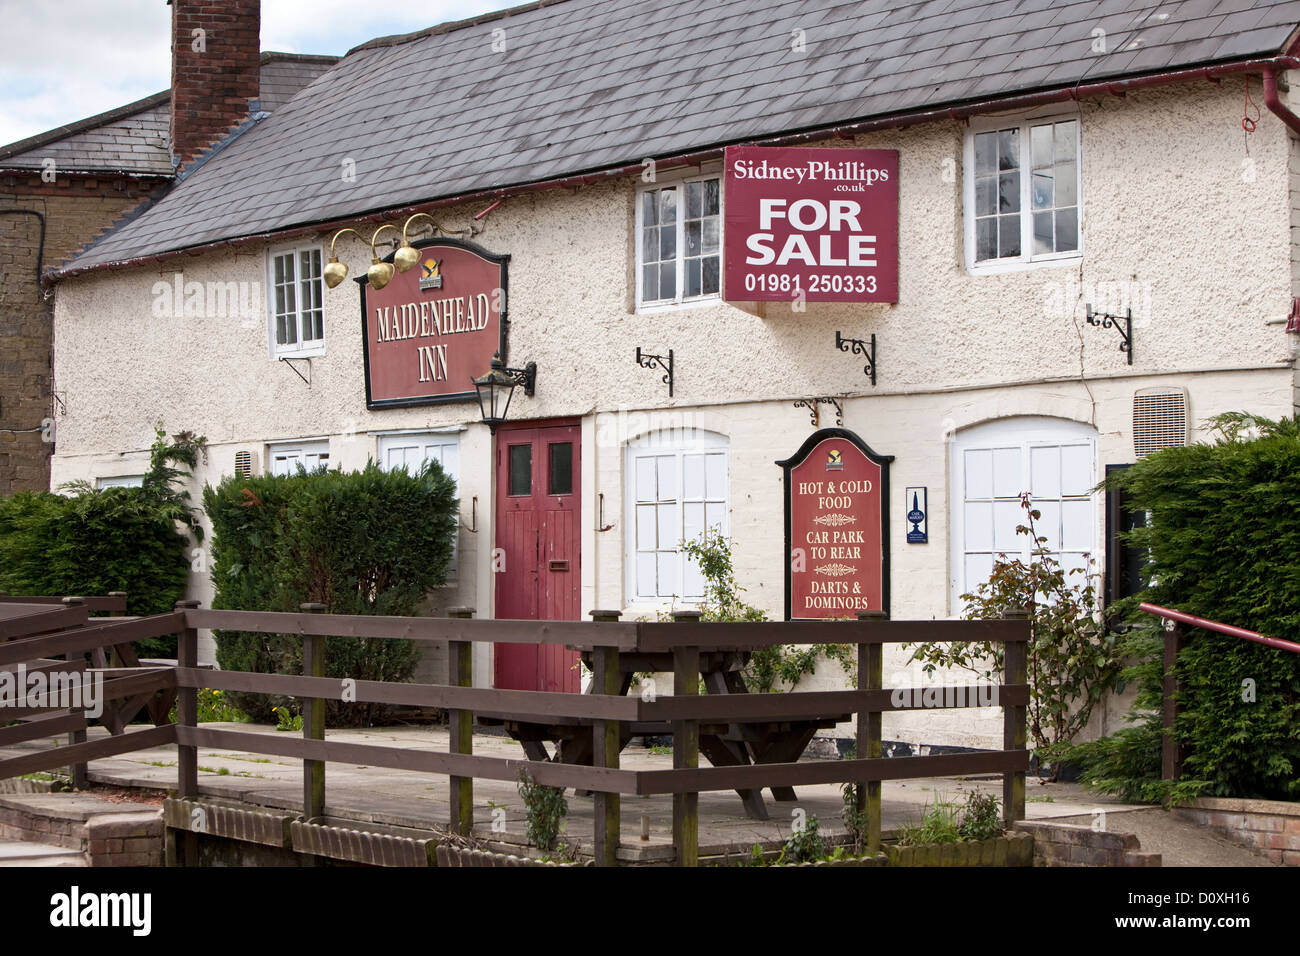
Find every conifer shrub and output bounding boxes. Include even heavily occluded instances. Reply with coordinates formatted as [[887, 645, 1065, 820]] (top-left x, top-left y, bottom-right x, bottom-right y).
[[203, 460, 457, 727], [1074, 413, 1300, 801]]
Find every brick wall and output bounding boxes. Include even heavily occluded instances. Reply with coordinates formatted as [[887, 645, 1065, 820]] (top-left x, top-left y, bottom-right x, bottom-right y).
[[1174, 797, 1300, 866], [0, 797, 163, 866], [0, 177, 164, 493], [170, 0, 261, 169], [1013, 820, 1162, 867]]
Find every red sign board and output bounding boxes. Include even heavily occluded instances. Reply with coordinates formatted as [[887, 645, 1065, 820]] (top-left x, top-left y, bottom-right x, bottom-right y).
[[777, 429, 892, 620], [360, 239, 508, 408], [723, 145, 899, 303]]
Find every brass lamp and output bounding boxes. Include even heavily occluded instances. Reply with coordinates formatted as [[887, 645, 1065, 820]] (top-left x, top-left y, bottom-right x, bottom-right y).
[[393, 213, 445, 273], [322, 224, 403, 290], [323, 228, 363, 288]]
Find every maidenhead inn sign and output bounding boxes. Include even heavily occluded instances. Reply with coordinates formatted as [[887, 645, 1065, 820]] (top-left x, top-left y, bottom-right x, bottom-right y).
[[360, 238, 509, 408], [777, 428, 892, 620], [723, 145, 899, 303]]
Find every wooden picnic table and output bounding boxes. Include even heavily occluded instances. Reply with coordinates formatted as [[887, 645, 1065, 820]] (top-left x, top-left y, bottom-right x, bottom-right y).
[[479, 648, 848, 820]]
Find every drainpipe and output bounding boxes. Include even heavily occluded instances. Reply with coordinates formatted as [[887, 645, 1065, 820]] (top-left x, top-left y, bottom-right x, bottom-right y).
[[1262, 65, 1300, 137]]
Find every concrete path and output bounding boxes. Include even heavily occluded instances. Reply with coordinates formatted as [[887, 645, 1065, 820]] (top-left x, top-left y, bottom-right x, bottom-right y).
[[0, 839, 84, 866]]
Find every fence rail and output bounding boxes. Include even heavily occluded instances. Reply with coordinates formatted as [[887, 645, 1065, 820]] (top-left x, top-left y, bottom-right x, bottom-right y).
[[0, 598, 1031, 866]]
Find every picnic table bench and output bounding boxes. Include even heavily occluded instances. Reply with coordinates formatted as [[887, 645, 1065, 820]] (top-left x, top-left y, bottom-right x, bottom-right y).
[[480, 647, 848, 820]]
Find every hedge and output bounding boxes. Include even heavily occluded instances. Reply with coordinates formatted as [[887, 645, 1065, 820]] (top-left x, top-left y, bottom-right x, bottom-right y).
[[203, 460, 457, 727], [1076, 413, 1300, 801]]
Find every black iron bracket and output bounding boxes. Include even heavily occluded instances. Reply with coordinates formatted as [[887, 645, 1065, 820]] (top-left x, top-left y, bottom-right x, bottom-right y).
[[506, 361, 537, 396], [1085, 305, 1133, 365], [278, 356, 311, 385], [793, 397, 843, 428], [835, 331, 877, 385], [635, 347, 674, 397]]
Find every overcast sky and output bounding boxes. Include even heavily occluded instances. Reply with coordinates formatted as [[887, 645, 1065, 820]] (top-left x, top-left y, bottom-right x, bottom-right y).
[[0, 0, 509, 146]]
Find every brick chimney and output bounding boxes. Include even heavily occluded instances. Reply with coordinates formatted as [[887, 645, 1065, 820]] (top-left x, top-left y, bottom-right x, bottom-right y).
[[168, 0, 261, 171]]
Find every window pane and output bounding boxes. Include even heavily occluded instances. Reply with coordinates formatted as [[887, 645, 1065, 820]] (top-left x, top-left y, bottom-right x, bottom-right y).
[[658, 187, 677, 223], [975, 177, 995, 216], [1054, 121, 1077, 162], [656, 552, 677, 597], [992, 448, 1021, 498], [703, 178, 719, 215], [705, 453, 726, 499], [1031, 123, 1053, 168], [642, 263, 658, 301], [635, 457, 656, 501], [965, 553, 994, 593], [642, 191, 658, 226], [1055, 208, 1078, 252], [965, 501, 993, 550], [704, 501, 726, 533], [975, 132, 996, 175], [1030, 446, 1061, 498], [659, 261, 676, 300], [685, 258, 701, 297], [702, 218, 719, 254], [1061, 500, 1092, 550], [1032, 171, 1053, 210], [548, 442, 573, 495], [702, 256, 719, 295], [997, 129, 1019, 170], [683, 454, 705, 499], [993, 500, 1023, 551], [685, 220, 701, 256], [965, 449, 992, 499], [998, 215, 1020, 257], [1033, 211, 1054, 255], [642, 229, 659, 262], [1055, 163, 1077, 205], [659, 225, 676, 260], [976, 218, 996, 261], [636, 553, 657, 596], [657, 503, 676, 550], [656, 456, 676, 502], [508, 444, 531, 496], [1061, 444, 1092, 495], [1037, 501, 1061, 551], [683, 502, 705, 544], [998, 171, 1019, 213], [637, 505, 657, 548], [686, 181, 702, 219]]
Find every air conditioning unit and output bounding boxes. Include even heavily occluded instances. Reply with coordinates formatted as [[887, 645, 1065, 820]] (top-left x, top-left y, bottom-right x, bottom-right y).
[[233, 449, 254, 478], [1133, 386, 1189, 457]]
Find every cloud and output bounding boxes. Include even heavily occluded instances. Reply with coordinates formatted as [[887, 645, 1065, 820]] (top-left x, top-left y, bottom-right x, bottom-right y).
[[0, 0, 506, 148]]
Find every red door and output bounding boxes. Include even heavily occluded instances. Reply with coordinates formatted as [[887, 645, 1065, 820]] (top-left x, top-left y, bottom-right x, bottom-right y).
[[494, 420, 581, 692]]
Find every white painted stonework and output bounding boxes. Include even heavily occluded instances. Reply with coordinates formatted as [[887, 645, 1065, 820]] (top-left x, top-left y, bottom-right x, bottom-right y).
[[49, 81, 1299, 749]]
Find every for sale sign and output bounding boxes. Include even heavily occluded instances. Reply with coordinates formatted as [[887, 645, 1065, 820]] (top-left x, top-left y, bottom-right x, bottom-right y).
[[777, 428, 892, 620], [724, 145, 899, 303]]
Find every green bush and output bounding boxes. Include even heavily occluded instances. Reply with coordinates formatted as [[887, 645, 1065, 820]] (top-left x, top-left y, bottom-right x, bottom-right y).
[[1075, 413, 1300, 801], [203, 459, 457, 727], [0, 424, 204, 657]]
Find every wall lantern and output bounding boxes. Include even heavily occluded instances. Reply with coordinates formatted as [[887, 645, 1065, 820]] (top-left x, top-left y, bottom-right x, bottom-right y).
[[473, 352, 537, 433], [323, 214, 448, 291]]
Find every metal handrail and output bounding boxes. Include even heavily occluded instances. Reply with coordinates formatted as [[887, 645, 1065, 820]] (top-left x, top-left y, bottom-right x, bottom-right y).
[[1140, 602, 1300, 654]]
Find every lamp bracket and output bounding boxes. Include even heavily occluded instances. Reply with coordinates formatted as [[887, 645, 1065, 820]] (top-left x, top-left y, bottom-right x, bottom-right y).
[[635, 347, 674, 397], [835, 330, 877, 385], [1085, 305, 1133, 364]]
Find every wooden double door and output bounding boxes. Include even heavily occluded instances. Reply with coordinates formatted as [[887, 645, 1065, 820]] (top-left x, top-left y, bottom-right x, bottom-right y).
[[493, 420, 581, 692]]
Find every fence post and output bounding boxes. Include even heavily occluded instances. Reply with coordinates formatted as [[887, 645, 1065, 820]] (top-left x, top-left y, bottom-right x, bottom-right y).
[[589, 610, 623, 867], [447, 607, 475, 836], [670, 609, 700, 867], [856, 610, 886, 852], [175, 599, 201, 866], [1002, 608, 1029, 826], [300, 603, 327, 828], [55, 597, 89, 789], [1161, 619, 1186, 781]]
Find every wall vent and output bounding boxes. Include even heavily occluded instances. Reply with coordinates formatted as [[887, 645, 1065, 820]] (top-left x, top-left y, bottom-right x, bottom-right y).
[[1133, 387, 1189, 457], [234, 450, 253, 478]]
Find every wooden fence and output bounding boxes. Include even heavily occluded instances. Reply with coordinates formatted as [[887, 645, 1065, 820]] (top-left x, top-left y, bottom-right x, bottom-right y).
[[0, 598, 1030, 866]]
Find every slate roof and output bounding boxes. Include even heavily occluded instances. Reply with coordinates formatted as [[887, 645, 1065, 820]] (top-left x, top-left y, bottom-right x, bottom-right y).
[[60, 0, 1300, 273], [0, 53, 337, 177]]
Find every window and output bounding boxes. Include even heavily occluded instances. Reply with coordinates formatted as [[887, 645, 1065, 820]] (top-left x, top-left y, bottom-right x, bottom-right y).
[[378, 433, 460, 575], [626, 430, 728, 602], [268, 440, 330, 477], [96, 475, 144, 489], [267, 245, 325, 356], [636, 175, 721, 309], [949, 418, 1097, 609], [965, 117, 1080, 270]]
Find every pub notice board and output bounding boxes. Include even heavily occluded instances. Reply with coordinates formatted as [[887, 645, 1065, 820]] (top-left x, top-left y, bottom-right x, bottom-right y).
[[777, 428, 892, 620]]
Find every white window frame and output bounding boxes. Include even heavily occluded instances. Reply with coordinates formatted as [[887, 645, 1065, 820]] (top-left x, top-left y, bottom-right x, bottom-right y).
[[267, 440, 331, 477], [377, 432, 461, 579], [96, 475, 145, 489], [948, 417, 1099, 612], [963, 112, 1083, 275], [634, 166, 724, 313], [624, 429, 729, 606], [266, 243, 326, 358]]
